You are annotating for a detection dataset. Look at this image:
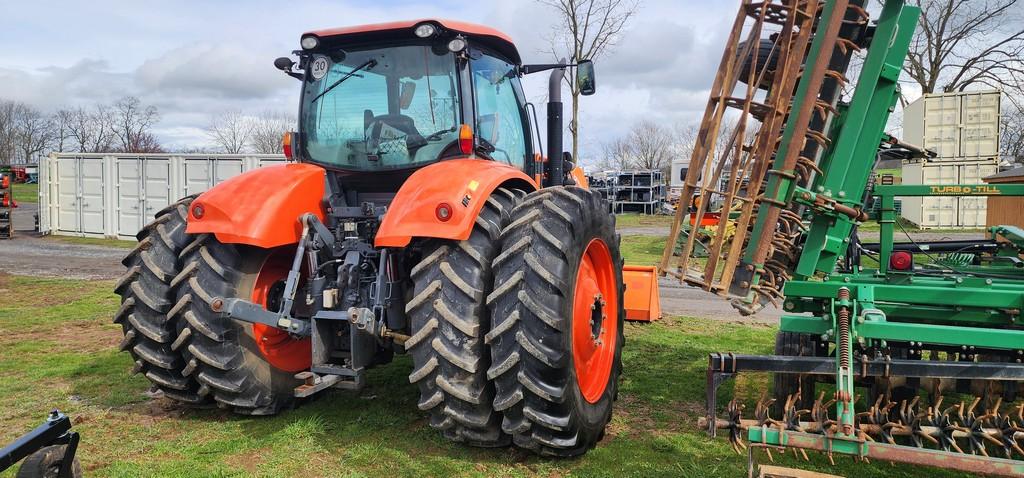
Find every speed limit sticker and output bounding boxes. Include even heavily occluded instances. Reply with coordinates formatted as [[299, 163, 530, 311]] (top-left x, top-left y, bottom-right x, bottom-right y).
[[310, 56, 330, 80]]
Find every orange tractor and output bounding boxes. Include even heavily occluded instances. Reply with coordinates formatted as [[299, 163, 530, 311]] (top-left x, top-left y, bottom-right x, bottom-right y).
[[115, 19, 658, 456]]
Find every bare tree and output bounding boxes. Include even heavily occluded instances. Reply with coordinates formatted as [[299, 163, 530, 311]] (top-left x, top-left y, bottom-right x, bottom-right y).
[[903, 0, 1024, 96], [673, 123, 699, 164], [14, 104, 56, 163], [542, 0, 640, 163], [627, 120, 673, 170], [1002, 100, 1024, 164], [52, 109, 75, 153], [248, 111, 295, 154], [206, 110, 252, 154], [112, 96, 160, 153], [0, 100, 18, 164], [599, 137, 634, 170], [65, 105, 116, 153]]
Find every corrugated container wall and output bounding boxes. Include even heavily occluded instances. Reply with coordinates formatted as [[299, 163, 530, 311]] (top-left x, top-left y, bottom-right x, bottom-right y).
[[901, 160, 998, 228], [902, 90, 1001, 162], [40, 153, 287, 240]]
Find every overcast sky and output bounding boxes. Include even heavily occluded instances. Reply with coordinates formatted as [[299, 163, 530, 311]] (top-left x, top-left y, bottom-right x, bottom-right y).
[[0, 0, 743, 161]]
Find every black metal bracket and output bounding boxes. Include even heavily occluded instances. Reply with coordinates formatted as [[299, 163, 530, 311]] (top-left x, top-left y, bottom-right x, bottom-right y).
[[0, 410, 78, 477]]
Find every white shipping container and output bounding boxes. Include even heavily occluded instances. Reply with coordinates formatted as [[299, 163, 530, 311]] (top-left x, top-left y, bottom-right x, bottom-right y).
[[960, 92, 1000, 157], [901, 90, 1001, 161], [900, 160, 998, 228], [41, 153, 287, 239]]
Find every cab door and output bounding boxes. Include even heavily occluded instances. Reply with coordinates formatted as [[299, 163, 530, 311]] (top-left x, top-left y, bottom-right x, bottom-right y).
[[469, 50, 534, 177]]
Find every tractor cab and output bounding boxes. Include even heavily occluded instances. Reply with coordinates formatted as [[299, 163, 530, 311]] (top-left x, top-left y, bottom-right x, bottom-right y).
[[276, 20, 543, 180]]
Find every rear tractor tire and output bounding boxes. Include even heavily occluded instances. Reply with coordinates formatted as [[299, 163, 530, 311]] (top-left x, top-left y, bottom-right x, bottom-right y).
[[114, 196, 209, 404], [171, 240, 309, 415], [406, 187, 525, 447], [487, 187, 625, 456]]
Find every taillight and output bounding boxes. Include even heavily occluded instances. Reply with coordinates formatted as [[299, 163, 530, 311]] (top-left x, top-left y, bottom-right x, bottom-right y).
[[435, 202, 453, 222], [282, 132, 294, 160], [191, 203, 205, 220], [458, 124, 473, 156], [890, 251, 913, 271]]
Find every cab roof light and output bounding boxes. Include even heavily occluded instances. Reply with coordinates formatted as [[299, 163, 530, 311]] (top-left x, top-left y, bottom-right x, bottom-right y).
[[414, 23, 438, 38], [447, 36, 468, 53], [300, 35, 319, 50]]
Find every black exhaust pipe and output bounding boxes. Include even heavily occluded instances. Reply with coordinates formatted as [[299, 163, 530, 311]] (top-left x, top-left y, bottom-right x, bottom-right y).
[[546, 60, 566, 188]]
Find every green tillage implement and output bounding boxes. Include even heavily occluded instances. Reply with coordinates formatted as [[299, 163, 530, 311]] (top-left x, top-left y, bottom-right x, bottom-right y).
[[694, 0, 1024, 475]]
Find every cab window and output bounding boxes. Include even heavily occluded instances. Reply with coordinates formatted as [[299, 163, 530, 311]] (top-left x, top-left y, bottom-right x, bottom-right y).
[[470, 53, 529, 169]]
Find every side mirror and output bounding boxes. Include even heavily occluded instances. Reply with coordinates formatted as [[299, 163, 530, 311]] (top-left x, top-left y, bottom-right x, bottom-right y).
[[576, 60, 596, 96], [274, 57, 302, 80], [274, 57, 295, 71]]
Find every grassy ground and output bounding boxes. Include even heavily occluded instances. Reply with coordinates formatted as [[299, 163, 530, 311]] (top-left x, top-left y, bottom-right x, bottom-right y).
[[0, 272, 973, 477], [44, 235, 137, 249], [614, 213, 674, 229], [10, 182, 38, 203], [620, 235, 669, 267]]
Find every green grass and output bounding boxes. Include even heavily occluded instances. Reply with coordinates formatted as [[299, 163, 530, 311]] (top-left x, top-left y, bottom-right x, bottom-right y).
[[615, 213, 674, 229], [621, 235, 668, 266], [0, 273, 975, 477], [45, 235, 137, 249], [11, 182, 38, 203]]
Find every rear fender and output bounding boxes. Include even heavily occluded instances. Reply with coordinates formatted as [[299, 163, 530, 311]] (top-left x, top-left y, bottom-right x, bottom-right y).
[[375, 159, 537, 248], [186, 163, 326, 248]]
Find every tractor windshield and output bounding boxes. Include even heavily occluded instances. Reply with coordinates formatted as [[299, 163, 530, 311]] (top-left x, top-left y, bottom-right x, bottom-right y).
[[300, 44, 461, 170]]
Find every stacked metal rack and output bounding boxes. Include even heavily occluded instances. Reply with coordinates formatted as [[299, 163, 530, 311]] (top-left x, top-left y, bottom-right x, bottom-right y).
[[1, 172, 12, 239], [588, 170, 665, 215]]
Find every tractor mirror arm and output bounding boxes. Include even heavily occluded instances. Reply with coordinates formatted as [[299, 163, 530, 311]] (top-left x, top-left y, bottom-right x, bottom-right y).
[[519, 62, 584, 75], [275, 57, 304, 80]]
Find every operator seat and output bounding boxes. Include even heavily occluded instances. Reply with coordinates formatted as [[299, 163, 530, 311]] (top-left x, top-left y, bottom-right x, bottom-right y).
[[364, 110, 426, 149]]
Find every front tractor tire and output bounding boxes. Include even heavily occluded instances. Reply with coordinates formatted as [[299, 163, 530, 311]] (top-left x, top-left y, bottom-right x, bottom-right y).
[[115, 196, 209, 404], [406, 187, 525, 447], [171, 240, 308, 415], [487, 187, 625, 456]]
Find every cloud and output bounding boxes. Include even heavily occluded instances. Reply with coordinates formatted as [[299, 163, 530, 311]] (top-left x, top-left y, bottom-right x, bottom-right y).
[[0, 0, 739, 155], [136, 43, 292, 99], [0, 60, 132, 109]]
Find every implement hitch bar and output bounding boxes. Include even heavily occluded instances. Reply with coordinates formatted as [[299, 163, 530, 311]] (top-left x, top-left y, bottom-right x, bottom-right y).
[[0, 410, 79, 477]]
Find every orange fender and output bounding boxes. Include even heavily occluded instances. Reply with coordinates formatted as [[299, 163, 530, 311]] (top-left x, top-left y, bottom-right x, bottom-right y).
[[187, 163, 326, 248], [375, 159, 537, 248]]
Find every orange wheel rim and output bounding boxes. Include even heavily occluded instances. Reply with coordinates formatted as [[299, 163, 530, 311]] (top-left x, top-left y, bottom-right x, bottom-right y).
[[251, 250, 311, 373], [572, 238, 618, 404]]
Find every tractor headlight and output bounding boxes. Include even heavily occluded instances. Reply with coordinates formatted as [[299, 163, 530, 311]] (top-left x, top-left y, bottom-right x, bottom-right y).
[[300, 35, 319, 50], [447, 36, 468, 53], [414, 23, 437, 38]]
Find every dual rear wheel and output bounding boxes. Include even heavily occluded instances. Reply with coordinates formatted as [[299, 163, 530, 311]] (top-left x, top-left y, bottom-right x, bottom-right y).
[[406, 186, 625, 455]]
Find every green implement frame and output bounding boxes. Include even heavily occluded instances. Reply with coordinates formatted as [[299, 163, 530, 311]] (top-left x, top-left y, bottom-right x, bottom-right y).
[[697, 0, 1024, 474]]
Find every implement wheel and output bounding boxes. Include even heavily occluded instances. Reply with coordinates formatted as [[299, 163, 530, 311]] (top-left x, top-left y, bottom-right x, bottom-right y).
[[16, 445, 82, 478], [772, 331, 818, 418], [487, 187, 625, 456], [406, 187, 525, 447], [171, 240, 307, 414], [114, 196, 209, 404]]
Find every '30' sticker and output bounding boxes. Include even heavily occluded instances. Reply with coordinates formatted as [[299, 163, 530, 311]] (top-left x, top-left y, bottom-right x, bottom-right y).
[[310, 56, 330, 80]]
